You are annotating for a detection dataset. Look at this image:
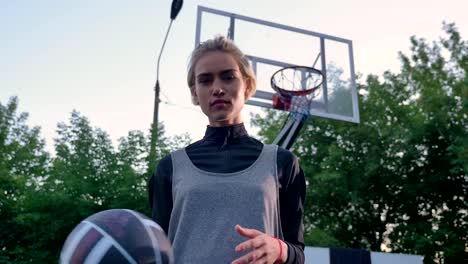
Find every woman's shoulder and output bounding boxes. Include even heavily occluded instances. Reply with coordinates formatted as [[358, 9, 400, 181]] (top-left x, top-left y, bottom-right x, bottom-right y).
[[158, 144, 192, 166], [274, 145, 299, 164], [158, 154, 173, 167], [183, 138, 206, 152]]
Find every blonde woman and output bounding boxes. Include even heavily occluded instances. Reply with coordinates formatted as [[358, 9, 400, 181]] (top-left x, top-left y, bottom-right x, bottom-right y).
[[148, 36, 305, 264]]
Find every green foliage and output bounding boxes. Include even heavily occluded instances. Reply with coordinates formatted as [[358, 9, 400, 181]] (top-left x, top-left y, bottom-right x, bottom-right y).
[[0, 100, 191, 263], [304, 228, 343, 248], [252, 23, 467, 263], [0, 97, 51, 263], [386, 22, 468, 263]]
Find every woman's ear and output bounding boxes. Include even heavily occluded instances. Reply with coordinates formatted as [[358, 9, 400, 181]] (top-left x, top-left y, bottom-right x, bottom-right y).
[[244, 79, 252, 100]]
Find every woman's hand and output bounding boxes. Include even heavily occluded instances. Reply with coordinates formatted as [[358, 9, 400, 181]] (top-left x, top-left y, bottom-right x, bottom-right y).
[[231, 225, 287, 264]]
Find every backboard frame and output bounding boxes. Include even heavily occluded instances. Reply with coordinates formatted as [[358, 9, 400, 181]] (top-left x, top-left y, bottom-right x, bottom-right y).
[[195, 5, 360, 124]]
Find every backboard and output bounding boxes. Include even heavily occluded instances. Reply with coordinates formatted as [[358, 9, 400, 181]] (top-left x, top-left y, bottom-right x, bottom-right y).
[[194, 6, 359, 123]]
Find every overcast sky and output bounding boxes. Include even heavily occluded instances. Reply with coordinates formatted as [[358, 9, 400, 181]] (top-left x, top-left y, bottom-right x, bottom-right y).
[[1, 0, 466, 153]]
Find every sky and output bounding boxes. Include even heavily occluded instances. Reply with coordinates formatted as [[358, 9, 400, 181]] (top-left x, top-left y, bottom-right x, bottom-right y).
[[1, 0, 466, 153]]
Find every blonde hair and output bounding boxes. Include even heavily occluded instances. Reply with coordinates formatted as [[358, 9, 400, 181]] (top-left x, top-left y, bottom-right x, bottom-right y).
[[187, 35, 257, 105]]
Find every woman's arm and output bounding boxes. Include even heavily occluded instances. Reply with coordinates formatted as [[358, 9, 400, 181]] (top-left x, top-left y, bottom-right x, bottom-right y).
[[148, 155, 173, 234], [278, 148, 306, 264]]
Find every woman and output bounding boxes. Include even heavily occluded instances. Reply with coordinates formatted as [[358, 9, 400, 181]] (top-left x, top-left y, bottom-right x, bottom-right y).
[[148, 36, 306, 264]]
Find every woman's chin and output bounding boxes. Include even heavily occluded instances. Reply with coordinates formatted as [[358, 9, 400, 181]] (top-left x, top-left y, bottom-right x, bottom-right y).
[[209, 115, 242, 126]]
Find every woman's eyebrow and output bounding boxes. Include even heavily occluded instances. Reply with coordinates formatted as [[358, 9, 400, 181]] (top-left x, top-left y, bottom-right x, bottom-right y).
[[219, 69, 236, 75], [197, 69, 237, 78], [196, 72, 213, 79]]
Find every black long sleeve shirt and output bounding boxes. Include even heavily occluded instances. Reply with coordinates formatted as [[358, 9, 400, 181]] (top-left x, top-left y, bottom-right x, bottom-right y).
[[148, 123, 306, 263]]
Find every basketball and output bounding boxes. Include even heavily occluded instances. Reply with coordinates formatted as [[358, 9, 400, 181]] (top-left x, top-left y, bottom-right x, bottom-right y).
[[60, 209, 174, 264]]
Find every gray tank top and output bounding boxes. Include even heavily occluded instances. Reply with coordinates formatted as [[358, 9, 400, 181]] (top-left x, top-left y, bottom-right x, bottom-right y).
[[168, 144, 283, 263]]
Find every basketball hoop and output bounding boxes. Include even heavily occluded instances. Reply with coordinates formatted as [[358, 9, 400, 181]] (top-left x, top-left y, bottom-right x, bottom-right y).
[[270, 65, 324, 149], [270, 65, 323, 116]]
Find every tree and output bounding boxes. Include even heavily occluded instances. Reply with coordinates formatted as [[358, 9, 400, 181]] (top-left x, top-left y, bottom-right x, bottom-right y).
[[6, 110, 121, 263], [252, 23, 467, 263], [0, 97, 50, 263], [2, 107, 192, 263], [386, 22, 467, 263]]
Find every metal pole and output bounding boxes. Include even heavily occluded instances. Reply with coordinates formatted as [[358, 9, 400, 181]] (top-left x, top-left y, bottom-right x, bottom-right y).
[[153, 81, 161, 127]]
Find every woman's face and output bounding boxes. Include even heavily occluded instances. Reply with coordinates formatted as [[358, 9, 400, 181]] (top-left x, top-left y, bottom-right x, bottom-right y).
[[192, 51, 250, 127]]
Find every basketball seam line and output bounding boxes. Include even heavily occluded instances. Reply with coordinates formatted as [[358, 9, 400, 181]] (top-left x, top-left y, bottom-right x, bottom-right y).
[[82, 220, 137, 264]]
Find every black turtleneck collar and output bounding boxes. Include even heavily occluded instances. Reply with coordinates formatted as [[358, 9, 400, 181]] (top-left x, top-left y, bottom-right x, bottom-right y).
[[203, 123, 249, 143]]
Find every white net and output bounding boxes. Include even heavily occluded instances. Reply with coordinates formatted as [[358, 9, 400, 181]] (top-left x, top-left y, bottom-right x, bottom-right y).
[[271, 66, 323, 95], [271, 66, 323, 119]]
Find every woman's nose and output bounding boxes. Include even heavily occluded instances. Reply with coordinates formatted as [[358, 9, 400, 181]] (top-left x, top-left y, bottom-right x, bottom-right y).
[[211, 79, 225, 96]]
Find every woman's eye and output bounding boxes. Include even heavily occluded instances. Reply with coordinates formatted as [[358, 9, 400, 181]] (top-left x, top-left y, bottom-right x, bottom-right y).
[[197, 78, 212, 85], [222, 74, 236, 81]]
